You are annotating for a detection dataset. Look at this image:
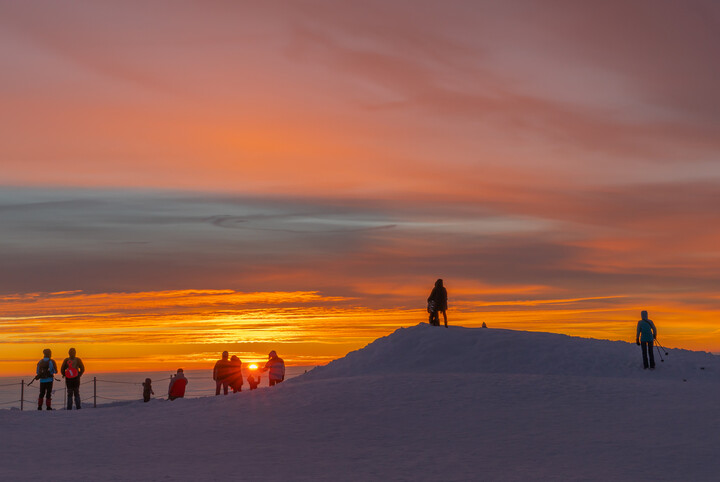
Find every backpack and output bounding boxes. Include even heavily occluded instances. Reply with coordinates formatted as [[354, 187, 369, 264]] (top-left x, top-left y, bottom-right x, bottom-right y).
[[37, 359, 54, 379], [65, 359, 79, 379]]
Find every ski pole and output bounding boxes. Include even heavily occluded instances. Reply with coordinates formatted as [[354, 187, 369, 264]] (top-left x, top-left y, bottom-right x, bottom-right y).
[[655, 339, 669, 356], [655, 344, 665, 363]]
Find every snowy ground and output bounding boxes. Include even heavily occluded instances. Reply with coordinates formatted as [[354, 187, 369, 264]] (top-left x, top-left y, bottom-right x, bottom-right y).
[[2, 324, 719, 481]]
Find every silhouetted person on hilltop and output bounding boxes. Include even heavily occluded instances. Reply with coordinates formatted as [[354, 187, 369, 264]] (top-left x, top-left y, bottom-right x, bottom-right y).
[[35, 348, 58, 410], [263, 351, 285, 386], [427, 279, 448, 327], [168, 369, 187, 400], [60, 347, 85, 410], [636, 310, 658, 370], [213, 351, 232, 395]]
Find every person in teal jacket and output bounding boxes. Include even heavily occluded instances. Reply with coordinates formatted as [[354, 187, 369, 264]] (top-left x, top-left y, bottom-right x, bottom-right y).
[[636, 310, 658, 369], [36, 348, 58, 410]]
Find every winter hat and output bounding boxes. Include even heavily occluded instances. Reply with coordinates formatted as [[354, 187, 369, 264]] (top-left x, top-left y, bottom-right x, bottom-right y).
[[43, 348, 51, 357], [268, 350, 277, 359]]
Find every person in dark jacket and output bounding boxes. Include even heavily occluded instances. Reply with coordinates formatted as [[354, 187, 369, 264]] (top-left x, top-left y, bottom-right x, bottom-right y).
[[427, 279, 449, 327], [36, 348, 58, 410], [213, 351, 232, 395], [60, 347, 85, 410], [263, 351, 286, 386], [228, 355, 244, 393], [168, 369, 188, 400], [142, 378, 154, 402], [636, 310, 658, 369]]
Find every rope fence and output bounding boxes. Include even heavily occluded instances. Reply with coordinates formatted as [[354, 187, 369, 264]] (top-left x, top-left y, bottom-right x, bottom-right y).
[[0, 375, 219, 411]]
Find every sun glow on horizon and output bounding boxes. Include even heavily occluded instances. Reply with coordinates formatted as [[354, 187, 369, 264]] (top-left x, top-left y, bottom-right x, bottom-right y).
[[1, 287, 719, 377]]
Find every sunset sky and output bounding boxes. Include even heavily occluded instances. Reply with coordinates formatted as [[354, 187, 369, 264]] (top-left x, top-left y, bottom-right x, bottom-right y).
[[2, 1, 720, 375]]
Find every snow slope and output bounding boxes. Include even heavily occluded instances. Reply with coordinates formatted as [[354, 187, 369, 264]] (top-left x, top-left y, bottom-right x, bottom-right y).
[[2, 324, 719, 481], [306, 323, 720, 381]]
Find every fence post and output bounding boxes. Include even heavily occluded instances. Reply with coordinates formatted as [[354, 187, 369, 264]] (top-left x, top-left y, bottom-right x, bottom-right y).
[[93, 377, 97, 408], [20, 380, 24, 411]]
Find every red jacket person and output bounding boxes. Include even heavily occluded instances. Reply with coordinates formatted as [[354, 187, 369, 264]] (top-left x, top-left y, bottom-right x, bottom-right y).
[[168, 369, 188, 400]]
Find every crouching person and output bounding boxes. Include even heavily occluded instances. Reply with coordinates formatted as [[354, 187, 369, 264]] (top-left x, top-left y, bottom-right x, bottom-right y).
[[247, 374, 261, 390], [168, 369, 188, 400]]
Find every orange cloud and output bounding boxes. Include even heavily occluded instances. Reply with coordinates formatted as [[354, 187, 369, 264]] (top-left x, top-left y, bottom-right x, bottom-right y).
[[2, 287, 720, 376], [2, 2, 720, 375]]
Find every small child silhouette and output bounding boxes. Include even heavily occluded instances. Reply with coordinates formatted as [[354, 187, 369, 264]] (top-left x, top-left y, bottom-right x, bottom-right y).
[[142, 378, 154, 402], [247, 374, 261, 390]]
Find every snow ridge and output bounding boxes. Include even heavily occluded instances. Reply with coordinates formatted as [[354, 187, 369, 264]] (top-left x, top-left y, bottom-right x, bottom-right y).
[[303, 323, 720, 382]]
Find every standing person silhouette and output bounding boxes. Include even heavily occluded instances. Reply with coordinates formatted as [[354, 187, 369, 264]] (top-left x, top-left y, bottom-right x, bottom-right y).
[[213, 351, 232, 395], [427, 279, 448, 327], [36, 349, 58, 410], [142, 378, 154, 402], [227, 355, 244, 393], [263, 351, 285, 386], [636, 310, 658, 370], [60, 347, 85, 410]]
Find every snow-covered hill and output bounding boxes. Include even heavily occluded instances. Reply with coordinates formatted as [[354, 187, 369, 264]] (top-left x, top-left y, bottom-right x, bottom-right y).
[[306, 323, 720, 381], [2, 324, 719, 481]]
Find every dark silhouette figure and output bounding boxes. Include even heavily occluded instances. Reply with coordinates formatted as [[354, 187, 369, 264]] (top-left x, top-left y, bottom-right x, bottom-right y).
[[213, 351, 232, 395], [60, 347, 85, 410], [263, 351, 286, 386], [636, 310, 658, 369], [427, 279, 448, 327], [36, 348, 58, 410], [247, 374, 261, 390], [228, 355, 244, 393], [142, 378, 154, 402], [168, 369, 188, 400]]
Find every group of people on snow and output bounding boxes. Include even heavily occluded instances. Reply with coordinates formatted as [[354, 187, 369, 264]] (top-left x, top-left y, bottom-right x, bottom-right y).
[[33, 347, 85, 410], [29, 280, 663, 411], [212, 350, 285, 396], [32, 348, 285, 409]]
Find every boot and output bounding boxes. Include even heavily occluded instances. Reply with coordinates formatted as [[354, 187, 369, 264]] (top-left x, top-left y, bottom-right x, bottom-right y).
[[46, 399, 53, 411], [38, 397, 43, 410]]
